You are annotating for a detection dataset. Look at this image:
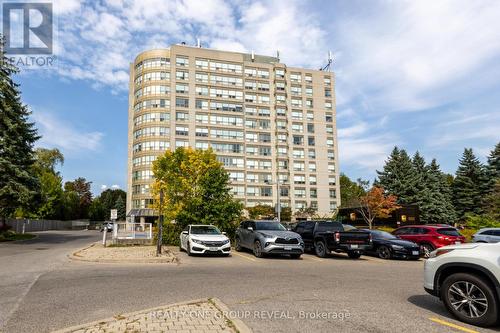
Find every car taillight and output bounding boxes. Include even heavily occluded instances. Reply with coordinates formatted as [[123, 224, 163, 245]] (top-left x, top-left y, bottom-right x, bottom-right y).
[[334, 232, 340, 242], [369, 234, 373, 242]]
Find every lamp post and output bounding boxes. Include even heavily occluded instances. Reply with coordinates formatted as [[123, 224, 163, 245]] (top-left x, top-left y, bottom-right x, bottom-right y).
[[265, 179, 285, 223], [156, 189, 164, 256]]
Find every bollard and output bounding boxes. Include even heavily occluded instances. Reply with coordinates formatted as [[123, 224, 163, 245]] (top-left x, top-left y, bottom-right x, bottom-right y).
[[102, 228, 107, 247]]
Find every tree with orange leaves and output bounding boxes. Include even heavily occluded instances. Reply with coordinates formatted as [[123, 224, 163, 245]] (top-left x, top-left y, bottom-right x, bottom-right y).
[[357, 186, 400, 229]]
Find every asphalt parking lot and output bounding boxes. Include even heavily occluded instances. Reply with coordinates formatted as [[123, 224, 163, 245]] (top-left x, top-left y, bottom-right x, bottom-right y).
[[1, 231, 498, 333]]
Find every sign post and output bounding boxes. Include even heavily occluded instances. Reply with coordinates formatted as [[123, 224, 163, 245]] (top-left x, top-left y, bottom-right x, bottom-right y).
[[110, 209, 118, 221]]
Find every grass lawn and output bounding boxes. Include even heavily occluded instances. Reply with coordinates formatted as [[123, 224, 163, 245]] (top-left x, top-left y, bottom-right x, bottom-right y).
[[0, 231, 36, 242]]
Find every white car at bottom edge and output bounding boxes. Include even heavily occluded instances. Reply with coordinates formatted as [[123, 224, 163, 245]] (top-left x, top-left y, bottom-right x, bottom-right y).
[[424, 242, 500, 327], [180, 224, 231, 256]]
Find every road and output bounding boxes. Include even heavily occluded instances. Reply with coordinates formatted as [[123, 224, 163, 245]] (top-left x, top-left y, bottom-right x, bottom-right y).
[[1, 230, 497, 333]]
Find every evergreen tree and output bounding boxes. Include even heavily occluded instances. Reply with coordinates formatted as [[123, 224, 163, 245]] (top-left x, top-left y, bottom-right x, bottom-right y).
[[486, 142, 500, 180], [426, 159, 456, 224], [0, 37, 40, 229], [411, 152, 431, 221], [376, 147, 418, 204], [114, 195, 126, 221], [452, 148, 488, 219]]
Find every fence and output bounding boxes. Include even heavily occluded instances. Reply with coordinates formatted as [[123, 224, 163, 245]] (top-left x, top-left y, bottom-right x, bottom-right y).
[[113, 222, 153, 240], [6, 219, 90, 233]]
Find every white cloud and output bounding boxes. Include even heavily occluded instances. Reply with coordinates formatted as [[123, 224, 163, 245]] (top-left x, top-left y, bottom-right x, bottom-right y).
[[111, 184, 120, 189], [32, 109, 104, 153], [101, 185, 108, 190]]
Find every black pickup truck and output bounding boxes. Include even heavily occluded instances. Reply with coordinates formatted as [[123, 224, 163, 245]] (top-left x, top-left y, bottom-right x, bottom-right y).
[[293, 221, 372, 259]]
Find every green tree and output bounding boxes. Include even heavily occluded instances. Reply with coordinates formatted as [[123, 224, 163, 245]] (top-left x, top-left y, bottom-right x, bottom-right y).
[[486, 142, 500, 180], [152, 147, 242, 243], [339, 173, 368, 208], [88, 197, 106, 221], [280, 207, 292, 222], [376, 147, 418, 205], [247, 204, 275, 219], [114, 195, 126, 221], [482, 179, 500, 221], [64, 177, 92, 219], [100, 189, 126, 220], [424, 159, 456, 224], [294, 205, 318, 219], [452, 148, 489, 220], [62, 191, 80, 220], [0, 37, 40, 229]]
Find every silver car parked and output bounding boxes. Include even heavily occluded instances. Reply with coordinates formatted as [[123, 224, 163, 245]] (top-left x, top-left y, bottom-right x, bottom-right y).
[[235, 220, 304, 258], [472, 228, 500, 243]]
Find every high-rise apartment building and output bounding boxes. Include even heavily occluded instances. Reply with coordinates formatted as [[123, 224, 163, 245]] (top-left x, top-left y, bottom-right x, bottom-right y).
[[127, 44, 340, 220]]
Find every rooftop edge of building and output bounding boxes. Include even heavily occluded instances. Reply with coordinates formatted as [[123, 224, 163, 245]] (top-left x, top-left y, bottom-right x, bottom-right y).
[[132, 43, 331, 73]]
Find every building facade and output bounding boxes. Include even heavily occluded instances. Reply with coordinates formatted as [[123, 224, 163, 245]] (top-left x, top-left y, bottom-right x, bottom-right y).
[[127, 44, 340, 219]]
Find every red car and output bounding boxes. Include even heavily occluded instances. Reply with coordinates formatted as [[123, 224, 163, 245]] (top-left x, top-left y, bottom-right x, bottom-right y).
[[392, 225, 466, 258]]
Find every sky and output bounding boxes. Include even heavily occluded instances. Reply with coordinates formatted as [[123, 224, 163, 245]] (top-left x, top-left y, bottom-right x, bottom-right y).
[[6, 0, 500, 194]]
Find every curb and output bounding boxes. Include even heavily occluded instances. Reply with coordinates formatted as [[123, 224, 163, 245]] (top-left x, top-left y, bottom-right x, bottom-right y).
[[51, 298, 252, 333], [68, 243, 179, 264], [210, 297, 253, 333]]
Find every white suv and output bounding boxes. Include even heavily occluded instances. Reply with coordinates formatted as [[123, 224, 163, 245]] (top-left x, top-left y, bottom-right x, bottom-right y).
[[424, 243, 500, 327], [179, 225, 231, 256]]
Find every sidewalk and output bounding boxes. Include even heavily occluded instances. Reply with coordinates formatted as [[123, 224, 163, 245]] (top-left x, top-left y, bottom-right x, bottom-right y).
[[52, 298, 251, 333], [69, 243, 178, 264]]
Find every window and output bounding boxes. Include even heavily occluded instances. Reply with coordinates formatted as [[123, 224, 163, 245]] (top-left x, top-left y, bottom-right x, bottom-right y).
[[275, 69, 285, 78], [259, 133, 271, 143], [176, 112, 189, 121], [176, 70, 188, 80], [308, 149, 316, 159], [309, 175, 317, 185], [217, 156, 244, 168], [195, 141, 209, 150], [325, 88, 332, 97], [175, 84, 189, 94], [291, 98, 302, 107], [276, 94, 286, 103], [329, 176, 336, 185], [308, 137, 315, 146], [245, 81, 256, 90], [328, 164, 336, 173], [195, 99, 208, 110], [325, 114, 333, 122], [135, 85, 169, 98], [293, 149, 304, 159], [326, 125, 334, 134], [175, 126, 189, 136], [293, 162, 305, 171], [328, 150, 335, 160], [135, 58, 170, 72], [305, 74, 312, 83], [324, 76, 331, 85], [306, 112, 314, 121], [329, 190, 337, 198], [305, 87, 313, 96], [291, 86, 302, 96], [229, 172, 244, 182], [292, 123, 303, 132], [325, 101, 333, 109], [294, 175, 305, 184], [211, 115, 243, 126], [258, 69, 269, 78], [195, 113, 208, 123], [307, 123, 314, 133], [294, 188, 306, 198], [276, 82, 286, 91], [176, 97, 189, 108], [327, 138, 334, 147], [277, 147, 287, 156], [195, 72, 208, 83], [290, 73, 301, 82], [277, 134, 287, 143], [293, 136, 303, 145], [176, 140, 189, 148], [195, 58, 208, 69], [210, 129, 243, 140], [195, 128, 208, 137], [134, 99, 170, 112], [176, 56, 189, 67], [211, 143, 242, 153], [292, 111, 303, 120], [231, 186, 245, 196], [196, 86, 209, 96], [210, 61, 242, 73], [276, 107, 286, 116], [309, 162, 316, 172], [210, 102, 243, 113], [277, 120, 287, 130]]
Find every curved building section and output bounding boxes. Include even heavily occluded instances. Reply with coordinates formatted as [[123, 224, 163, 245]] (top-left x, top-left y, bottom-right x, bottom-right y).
[[127, 44, 340, 221]]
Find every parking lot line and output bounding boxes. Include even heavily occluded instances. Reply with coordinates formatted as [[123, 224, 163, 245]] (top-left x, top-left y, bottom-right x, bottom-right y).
[[232, 252, 257, 262], [304, 255, 324, 262], [429, 317, 480, 333]]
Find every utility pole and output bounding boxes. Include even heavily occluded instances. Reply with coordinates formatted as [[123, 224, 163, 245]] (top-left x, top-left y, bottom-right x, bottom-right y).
[[156, 189, 164, 256]]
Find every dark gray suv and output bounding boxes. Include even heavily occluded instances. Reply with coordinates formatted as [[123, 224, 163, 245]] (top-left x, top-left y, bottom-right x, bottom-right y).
[[235, 220, 304, 258]]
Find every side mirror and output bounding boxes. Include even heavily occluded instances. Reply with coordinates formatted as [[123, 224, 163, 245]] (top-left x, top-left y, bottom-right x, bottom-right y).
[[247, 227, 254, 231], [182, 231, 188, 235], [222, 232, 227, 235]]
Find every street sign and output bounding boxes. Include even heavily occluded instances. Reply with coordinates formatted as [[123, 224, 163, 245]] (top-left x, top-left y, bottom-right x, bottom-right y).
[[110, 209, 118, 221]]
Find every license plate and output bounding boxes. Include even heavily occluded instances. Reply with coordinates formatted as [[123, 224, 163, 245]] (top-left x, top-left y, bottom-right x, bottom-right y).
[[350, 244, 359, 249], [284, 246, 292, 250], [412, 251, 419, 256], [455, 241, 461, 245], [209, 247, 218, 251]]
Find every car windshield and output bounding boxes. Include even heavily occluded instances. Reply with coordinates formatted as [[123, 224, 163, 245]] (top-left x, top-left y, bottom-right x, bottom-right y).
[[255, 222, 286, 231], [370, 230, 398, 240], [437, 228, 461, 236], [190, 226, 221, 235]]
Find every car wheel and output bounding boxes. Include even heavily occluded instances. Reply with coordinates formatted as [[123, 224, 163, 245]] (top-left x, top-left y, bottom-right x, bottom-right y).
[[441, 273, 498, 327], [253, 240, 264, 258], [347, 251, 361, 259], [290, 254, 301, 259], [314, 240, 327, 258], [235, 237, 242, 252], [377, 246, 392, 260], [187, 242, 192, 256], [420, 243, 434, 258]]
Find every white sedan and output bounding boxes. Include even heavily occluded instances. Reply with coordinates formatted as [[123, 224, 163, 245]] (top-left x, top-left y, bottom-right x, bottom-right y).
[[179, 225, 231, 256], [424, 242, 500, 327]]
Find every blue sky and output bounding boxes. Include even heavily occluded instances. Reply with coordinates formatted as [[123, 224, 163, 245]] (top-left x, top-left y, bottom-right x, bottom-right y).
[[8, 0, 500, 194]]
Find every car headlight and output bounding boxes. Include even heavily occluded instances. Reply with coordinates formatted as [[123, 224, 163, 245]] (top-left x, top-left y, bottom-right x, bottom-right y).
[[260, 233, 274, 239], [429, 249, 454, 258], [391, 245, 404, 250], [222, 239, 230, 244], [191, 239, 203, 244]]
